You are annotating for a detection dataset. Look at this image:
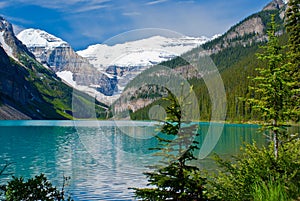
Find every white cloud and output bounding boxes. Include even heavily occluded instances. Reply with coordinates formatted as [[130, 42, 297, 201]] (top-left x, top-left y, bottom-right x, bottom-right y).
[[122, 12, 141, 16], [176, 0, 195, 4], [146, 0, 168, 6], [7, 0, 112, 12], [71, 4, 111, 13]]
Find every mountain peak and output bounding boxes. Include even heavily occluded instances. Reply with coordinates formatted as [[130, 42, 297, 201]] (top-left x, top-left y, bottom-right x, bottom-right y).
[[0, 16, 17, 59], [17, 28, 69, 50], [0, 16, 14, 33], [263, 0, 286, 11], [0, 16, 34, 60]]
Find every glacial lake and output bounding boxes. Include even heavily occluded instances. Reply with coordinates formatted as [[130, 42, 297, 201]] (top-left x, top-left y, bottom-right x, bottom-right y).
[[0, 120, 267, 201]]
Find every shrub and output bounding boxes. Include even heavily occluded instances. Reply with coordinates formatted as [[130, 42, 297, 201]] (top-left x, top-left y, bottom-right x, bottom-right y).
[[210, 139, 300, 201], [4, 174, 73, 201]]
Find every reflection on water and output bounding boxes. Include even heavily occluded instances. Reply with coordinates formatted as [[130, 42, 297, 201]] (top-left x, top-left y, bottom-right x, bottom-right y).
[[0, 121, 269, 200]]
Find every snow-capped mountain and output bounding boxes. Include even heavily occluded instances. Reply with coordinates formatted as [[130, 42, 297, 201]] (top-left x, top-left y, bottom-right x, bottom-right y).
[[77, 35, 210, 100], [0, 17, 34, 61], [17, 28, 68, 51], [77, 35, 209, 70], [17, 29, 118, 101], [17, 29, 90, 73], [18, 28, 211, 103], [0, 16, 110, 119]]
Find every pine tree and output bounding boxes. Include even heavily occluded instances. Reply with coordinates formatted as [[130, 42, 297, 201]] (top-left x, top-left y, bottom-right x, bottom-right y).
[[285, 0, 300, 120], [286, 0, 300, 54], [247, 15, 298, 159], [132, 88, 209, 201]]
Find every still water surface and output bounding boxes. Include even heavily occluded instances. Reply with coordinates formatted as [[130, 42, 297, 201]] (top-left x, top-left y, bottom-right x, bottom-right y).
[[0, 121, 266, 200]]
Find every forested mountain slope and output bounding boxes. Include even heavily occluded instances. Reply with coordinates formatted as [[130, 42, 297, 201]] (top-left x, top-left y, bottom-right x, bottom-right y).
[[129, 1, 287, 122]]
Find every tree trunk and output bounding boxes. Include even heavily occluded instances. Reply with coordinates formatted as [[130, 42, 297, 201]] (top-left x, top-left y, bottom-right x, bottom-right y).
[[273, 119, 279, 159], [273, 130, 279, 159]]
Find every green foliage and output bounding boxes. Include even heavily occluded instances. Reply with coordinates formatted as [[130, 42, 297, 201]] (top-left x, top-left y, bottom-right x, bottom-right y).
[[252, 179, 291, 201], [132, 89, 211, 201], [4, 174, 73, 201], [211, 139, 300, 201], [285, 0, 300, 55], [248, 15, 294, 124], [135, 162, 208, 201], [210, 14, 300, 201], [0, 163, 11, 197], [285, 0, 300, 120], [132, 42, 265, 122], [159, 56, 190, 69], [246, 15, 299, 158]]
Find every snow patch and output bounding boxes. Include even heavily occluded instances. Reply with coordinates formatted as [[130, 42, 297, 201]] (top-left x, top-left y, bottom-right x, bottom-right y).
[[56, 71, 77, 87], [212, 34, 222, 40]]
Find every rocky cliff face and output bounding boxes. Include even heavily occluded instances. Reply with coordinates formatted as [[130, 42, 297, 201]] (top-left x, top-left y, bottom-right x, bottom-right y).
[[0, 18, 42, 117], [198, 0, 286, 55], [17, 29, 118, 98], [263, 0, 285, 11], [0, 45, 38, 107], [0, 17, 34, 60]]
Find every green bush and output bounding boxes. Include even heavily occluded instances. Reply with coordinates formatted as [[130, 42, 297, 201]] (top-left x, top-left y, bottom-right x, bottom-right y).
[[4, 174, 73, 201], [210, 139, 300, 201]]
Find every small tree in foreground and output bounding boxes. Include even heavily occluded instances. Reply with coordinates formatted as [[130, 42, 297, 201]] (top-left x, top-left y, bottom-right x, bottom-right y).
[[0, 169, 73, 201], [5, 174, 73, 201], [132, 88, 210, 201]]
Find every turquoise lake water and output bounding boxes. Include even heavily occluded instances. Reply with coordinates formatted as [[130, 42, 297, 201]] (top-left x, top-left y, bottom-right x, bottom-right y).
[[0, 121, 266, 200]]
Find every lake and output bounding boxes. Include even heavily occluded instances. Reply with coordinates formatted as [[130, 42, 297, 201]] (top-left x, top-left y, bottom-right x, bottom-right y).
[[0, 120, 266, 200]]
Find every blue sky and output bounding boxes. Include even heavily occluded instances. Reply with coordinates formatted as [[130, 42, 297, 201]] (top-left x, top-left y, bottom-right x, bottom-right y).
[[0, 0, 271, 50]]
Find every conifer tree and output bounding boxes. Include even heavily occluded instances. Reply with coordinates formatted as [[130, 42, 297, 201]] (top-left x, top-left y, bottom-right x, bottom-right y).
[[285, 0, 300, 119], [132, 88, 209, 201], [247, 15, 298, 159], [286, 0, 300, 55]]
